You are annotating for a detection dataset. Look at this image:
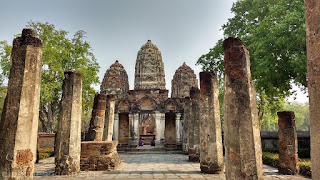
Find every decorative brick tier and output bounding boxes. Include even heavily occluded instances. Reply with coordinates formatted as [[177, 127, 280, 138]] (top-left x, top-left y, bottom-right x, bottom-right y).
[[80, 141, 121, 171]]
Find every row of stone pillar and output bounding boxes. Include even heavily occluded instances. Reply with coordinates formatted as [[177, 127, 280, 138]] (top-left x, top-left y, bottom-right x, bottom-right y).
[[0, 28, 119, 179], [182, 37, 301, 178]]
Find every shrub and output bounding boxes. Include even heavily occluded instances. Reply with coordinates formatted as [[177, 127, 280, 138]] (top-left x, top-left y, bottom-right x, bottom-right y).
[[298, 148, 310, 158], [262, 151, 311, 177], [263, 148, 310, 158], [38, 148, 54, 160], [262, 152, 279, 168]]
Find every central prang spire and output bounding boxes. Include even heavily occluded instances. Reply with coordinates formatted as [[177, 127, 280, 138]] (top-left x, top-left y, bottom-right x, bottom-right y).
[[134, 40, 166, 90]]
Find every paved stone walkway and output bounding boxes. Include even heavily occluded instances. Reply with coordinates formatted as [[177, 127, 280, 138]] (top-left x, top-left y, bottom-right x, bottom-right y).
[[34, 153, 310, 179]]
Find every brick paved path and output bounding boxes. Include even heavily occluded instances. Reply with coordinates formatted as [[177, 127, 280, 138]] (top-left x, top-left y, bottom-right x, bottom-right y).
[[34, 153, 310, 179]]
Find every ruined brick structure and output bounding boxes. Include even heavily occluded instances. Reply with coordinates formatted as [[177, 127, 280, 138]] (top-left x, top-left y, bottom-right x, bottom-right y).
[[171, 62, 198, 98], [100, 40, 198, 150], [100, 60, 129, 99]]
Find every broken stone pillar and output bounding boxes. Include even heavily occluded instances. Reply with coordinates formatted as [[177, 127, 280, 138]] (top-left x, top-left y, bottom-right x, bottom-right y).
[[86, 94, 107, 141], [188, 87, 200, 162], [304, 1, 320, 178], [103, 95, 116, 141], [0, 29, 42, 180], [182, 98, 191, 154], [223, 37, 263, 179], [199, 71, 224, 174], [277, 111, 299, 175], [55, 70, 82, 175]]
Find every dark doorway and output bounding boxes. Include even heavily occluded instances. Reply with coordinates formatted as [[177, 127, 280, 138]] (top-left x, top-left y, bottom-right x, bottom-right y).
[[119, 113, 129, 146], [165, 113, 176, 148]]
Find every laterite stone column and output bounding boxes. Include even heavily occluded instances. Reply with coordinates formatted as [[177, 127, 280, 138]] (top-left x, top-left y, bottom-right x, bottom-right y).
[[223, 37, 263, 179], [199, 71, 223, 174], [304, 0, 320, 178], [86, 94, 107, 141], [182, 98, 190, 154], [55, 70, 82, 175], [0, 29, 42, 180], [103, 95, 116, 141], [277, 111, 299, 175], [188, 87, 200, 162]]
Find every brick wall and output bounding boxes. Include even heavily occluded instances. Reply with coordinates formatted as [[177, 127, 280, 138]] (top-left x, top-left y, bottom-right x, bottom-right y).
[[38, 132, 55, 149]]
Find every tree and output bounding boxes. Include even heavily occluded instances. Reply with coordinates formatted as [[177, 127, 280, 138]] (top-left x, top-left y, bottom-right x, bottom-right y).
[[0, 21, 100, 132], [197, 0, 307, 125], [284, 102, 310, 131]]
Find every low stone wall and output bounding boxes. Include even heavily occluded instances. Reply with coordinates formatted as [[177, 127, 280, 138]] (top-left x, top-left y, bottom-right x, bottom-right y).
[[80, 141, 121, 171], [38, 132, 55, 149], [261, 131, 310, 149]]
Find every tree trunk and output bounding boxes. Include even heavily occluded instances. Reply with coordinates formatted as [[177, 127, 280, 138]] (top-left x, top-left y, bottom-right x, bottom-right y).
[[259, 97, 265, 129], [38, 100, 59, 133]]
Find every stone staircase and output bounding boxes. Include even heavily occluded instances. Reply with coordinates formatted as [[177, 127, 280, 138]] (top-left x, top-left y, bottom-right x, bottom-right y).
[[122, 145, 182, 154]]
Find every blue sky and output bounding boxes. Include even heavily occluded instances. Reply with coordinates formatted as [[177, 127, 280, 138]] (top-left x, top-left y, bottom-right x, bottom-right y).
[[0, 0, 308, 102]]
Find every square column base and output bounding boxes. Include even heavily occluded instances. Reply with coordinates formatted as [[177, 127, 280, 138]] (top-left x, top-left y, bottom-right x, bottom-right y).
[[80, 141, 121, 171]]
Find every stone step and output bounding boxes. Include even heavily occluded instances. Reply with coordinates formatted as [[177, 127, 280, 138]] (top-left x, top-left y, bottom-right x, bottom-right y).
[[123, 150, 182, 154]]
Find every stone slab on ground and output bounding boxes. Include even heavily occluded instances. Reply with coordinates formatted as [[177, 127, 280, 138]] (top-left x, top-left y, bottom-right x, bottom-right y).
[[34, 153, 310, 179]]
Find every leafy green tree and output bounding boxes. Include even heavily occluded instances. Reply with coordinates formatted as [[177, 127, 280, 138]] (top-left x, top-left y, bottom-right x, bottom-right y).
[[0, 21, 100, 132], [284, 102, 310, 131], [197, 0, 307, 124]]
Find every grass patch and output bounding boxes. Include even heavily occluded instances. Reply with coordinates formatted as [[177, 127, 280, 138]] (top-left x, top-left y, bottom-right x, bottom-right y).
[[38, 148, 54, 160], [262, 148, 310, 158], [262, 152, 311, 177]]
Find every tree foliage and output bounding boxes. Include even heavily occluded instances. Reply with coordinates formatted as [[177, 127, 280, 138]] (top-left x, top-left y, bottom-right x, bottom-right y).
[[197, 0, 307, 125], [285, 102, 310, 131], [0, 21, 100, 132]]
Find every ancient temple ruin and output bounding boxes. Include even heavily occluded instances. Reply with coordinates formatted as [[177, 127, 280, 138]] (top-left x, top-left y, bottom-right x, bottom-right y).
[[100, 40, 198, 150]]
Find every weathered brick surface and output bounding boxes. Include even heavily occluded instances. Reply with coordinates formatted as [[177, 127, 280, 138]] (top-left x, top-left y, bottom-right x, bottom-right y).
[[277, 111, 299, 175], [134, 40, 166, 90], [38, 133, 55, 149], [55, 70, 82, 175], [304, 0, 320, 178], [0, 28, 42, 180], [171, 62, 198, 98], [223, 37, 263, 179], [80, 141, 121, 171], [199, 72, 223, 174], [100, 60, 129, 99], [86, 94, 107, 141]]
